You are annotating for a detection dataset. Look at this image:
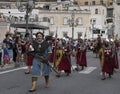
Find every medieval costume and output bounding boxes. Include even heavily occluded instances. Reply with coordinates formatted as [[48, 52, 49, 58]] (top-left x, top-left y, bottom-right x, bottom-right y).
[[101, 42, 114, 80], [49, 41, 56, 64], [54, 39, 63, 69], [75, 41, 87, 71], [57, 41, 72, 77], [24, 41, 34, 74], [112, 42, 119, 69], [98, 46, 104, 69], [29, 32, 52, 92]]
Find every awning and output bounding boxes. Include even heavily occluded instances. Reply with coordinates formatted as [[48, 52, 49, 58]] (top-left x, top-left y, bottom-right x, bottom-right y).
[[10, 23, 49, 30]]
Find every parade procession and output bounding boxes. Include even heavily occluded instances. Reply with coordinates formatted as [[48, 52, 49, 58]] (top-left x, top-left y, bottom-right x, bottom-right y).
[[0, 29, 120, 93], [0, 0, 120, 94]]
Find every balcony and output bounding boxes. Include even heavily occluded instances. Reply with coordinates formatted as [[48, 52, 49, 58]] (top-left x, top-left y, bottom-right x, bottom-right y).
[[106, 17, 113, 23]]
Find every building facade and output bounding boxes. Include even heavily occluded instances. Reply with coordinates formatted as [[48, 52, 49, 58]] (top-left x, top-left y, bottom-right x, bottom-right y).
[[0, 0, 119, 40], [114, 0, 120, 39], [74, 0, 114, 39], [75, 0, 113, 6]]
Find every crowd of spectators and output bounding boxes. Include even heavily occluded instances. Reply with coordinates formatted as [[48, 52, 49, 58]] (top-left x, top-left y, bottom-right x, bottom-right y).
[[0, 29, 26, 68]]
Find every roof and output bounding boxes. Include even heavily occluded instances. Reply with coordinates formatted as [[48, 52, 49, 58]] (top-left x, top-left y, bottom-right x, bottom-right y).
[[10, 23, 49, 30]]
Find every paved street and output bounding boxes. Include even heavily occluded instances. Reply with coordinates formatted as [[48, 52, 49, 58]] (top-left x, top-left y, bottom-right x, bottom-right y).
[[0, 51, 120, 94]]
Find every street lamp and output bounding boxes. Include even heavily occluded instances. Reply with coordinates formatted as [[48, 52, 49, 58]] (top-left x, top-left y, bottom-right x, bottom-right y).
[[68, 11, 78, 39], [91, 22, 95, 39], [16, 0, 35, 33]]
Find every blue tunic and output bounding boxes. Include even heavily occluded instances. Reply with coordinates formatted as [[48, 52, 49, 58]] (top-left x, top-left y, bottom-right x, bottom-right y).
[[32, 46, 52, 77]]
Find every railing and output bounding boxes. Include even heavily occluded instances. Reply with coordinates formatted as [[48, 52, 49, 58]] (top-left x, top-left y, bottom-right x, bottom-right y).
[[39, 9, 90, 14]]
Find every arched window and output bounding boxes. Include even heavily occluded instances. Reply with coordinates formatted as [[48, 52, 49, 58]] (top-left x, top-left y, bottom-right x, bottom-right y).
[[77, 17, 83, 25], [63, 17, 68, 25], [63, 32, 67, 37], [50, 17, 54, 25], [95, 9, 98, 14]]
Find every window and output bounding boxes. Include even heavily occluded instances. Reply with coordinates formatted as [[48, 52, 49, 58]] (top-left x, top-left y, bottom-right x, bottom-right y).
[[77, 18, 83, 25], [63, 17, 68, 25], [56, 7, 58, 10], [100, 0, 104, 5], [93, 19, 96, 24], [107, 8, 113, 17], [50, 32, 54, 36], [109, 2, 113, 5], [92, 1, 96, 5], [93, 29, 100, 34], [101, 31, 105, 33], [78, 33, 82, 39], [50, 17, 54, 24], [95, 9, 98, 14], [85, 1, 88, 5], [63, 32, 67, 37], [90, 19, 96, 24], [118, 3, 120, 5], [90, 19, 92, 24]]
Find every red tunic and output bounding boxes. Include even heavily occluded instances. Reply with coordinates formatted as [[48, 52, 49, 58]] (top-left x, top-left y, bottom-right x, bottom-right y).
[[25, 42, 34, 66], [113, 47, 119, 69], [102, 48, 114, 75], [49, 43, 56, 63], [58, 46, 71, 73], [27, 54, 34, 66], [76, 44, 87, 67]]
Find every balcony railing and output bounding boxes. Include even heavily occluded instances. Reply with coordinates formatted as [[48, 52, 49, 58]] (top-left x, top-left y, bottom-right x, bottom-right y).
[[39, 9, 90, 14]]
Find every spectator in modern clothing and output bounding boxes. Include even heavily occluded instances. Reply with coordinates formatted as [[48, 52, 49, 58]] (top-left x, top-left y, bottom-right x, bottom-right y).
[[3, 33, 13, 63], [0, 41, 2, 66], [3, 44, 10, 65], [12, 30, 22, 63], [15, 37, 22, 63]]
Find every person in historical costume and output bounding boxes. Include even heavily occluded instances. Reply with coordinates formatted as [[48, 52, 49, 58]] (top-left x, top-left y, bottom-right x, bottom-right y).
[[12, 30, 21, 64], [56, 39, 72, 77], [93, 35, 101, 58], [49, 39, 56, 64], [98, 41, 105, 80], [54, 39, 63, 69], [75, 39, 87, 71], [112, 41, 119, 69], [29, 32, 52, 92], [24, 41, 34, 74], [101, 41, 114, 80], [15, 37, 23, 64]]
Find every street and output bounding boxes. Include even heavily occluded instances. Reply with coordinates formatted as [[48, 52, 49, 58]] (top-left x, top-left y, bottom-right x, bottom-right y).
[[0, 51, 120, 94]]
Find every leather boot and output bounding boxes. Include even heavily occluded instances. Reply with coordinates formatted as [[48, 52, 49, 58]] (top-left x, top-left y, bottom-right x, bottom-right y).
[[81, 66, 84, 70], [56, 72, 61, 77], [101, 72, 106, 80], [29, 77, 37, 92], [45, 75, 49, 88]]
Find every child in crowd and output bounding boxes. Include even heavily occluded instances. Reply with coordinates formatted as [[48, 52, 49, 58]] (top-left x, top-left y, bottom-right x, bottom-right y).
[[3, 44, 10, 65], [0, 41, 2, 67]]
